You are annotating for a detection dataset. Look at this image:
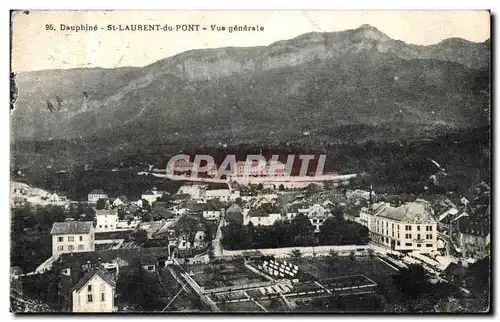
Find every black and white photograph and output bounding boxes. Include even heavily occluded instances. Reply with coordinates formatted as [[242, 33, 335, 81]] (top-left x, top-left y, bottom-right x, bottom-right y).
[[9, 10, 491, 313]]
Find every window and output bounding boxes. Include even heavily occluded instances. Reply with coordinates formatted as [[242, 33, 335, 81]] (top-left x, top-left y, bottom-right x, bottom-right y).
[[405, 243, 412, 246], [99, 225, 102, 228], [88, 285, 92, 292], [417, 234, 421, 240], [397, 224, 400, 230], [397, 241, 401, 246], [405, 233, 412, 239], [101, 293, 105, 302], [405, 225, 411, 231], [385, 237, 389, 243], [58, 237, 64, 242], [68, 236, 74, 242], [79, 236, 83, 241], [426, 244, 433, 247], [87, 294, 93, 303], [105, 225, 108, 229], [57, 245, 64, 251], [417, 226, 421, 231], [426, 234, 432, 240], [386, 222, 388, 228], [78, 244, 84, 250], [417, 244, 422, 248], [68, 245, 74, 251], [397, 233, 400, 238], [426, 226, 433, 232], [312, 219, 317, 224]]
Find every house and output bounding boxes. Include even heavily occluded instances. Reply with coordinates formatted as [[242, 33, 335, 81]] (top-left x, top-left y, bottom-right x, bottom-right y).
[[203, 209, 221, 220], [141, 187, 164, 204], [177, 184, 207, 200], [202, 202, 223, 220], [11, 196, 26, 208], [112, 196, 129, 208], [359, 199, 438, 253], [225, 203, 244, 226], [71, 267, 116, 312], [297, 204, 331, 232], [177, 230, 206, 250], [88, 190, 108, 203], [141, 255, 158, 273], [95, 209, 119, 232], [50, 221, 95, 257], [244, 204, 282, 226], [458, 217, 490, 260], [204, 188, 231, 202]]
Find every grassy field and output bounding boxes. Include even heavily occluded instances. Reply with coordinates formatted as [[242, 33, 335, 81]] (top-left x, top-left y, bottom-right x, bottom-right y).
[[189, 261, 267, 290], [296, 256, 397, 283], [293, 255, 401, 310]]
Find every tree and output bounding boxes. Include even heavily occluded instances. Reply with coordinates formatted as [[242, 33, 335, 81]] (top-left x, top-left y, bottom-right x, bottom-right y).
[[367, 248, 375, 260], [289, 249, 302, 263], [305, 183, 321, 196], [278, 184, 285, 191], [96, 198, 106, 210], [323, 180, 334, 191], [207, 243, 215, 262], [116, 266, 165, 310], [349, 250, 356, 263], [326, 249, 339, 270], [291, 214, 315, 246], [257, 183, 264, 190], [176, 215, 200, 248], [140, 199, 150, 210], [393, 264, 430, 299], [132, 229, 148, 244], [269, 297, 280, 310]]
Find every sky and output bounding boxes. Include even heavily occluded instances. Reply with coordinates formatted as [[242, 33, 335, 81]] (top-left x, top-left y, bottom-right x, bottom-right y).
[[11, 10, 490, 72]]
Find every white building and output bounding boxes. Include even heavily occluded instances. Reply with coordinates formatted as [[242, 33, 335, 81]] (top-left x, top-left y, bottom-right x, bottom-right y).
[[95, 209, 119, 232], [359, 199, 438, 253], [203, 210, 221, 220], [205, 189, 231, 202], [141, 187, 164, 204], [112, 196, 129, 208], [177, 184, 207, 199], [244, 209, 281, 226], [177, 230, 206, 250], [71, 267, 116, 312], [50, 222, 95, 257], [297, 204, 331, 232], [88, 190, 108, 203]]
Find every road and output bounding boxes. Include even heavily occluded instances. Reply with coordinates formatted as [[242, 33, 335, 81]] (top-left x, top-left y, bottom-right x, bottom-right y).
[[212, 217, 226, 257]]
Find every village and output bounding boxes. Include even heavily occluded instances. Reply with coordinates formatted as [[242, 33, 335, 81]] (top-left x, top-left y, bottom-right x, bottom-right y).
[[9, 162, 491, 313]]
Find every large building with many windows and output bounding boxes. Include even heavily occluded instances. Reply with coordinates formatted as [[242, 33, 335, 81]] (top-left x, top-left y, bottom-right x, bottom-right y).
[[359, 199, 438, 253], [50, 221, 95, 257]]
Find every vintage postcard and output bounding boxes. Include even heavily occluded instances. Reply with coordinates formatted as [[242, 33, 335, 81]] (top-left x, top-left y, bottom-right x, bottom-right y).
[[10, 10, 491, 313]]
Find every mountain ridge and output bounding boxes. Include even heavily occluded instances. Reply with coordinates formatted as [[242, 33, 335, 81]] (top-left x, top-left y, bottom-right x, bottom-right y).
[[12, 24, 490, 149]]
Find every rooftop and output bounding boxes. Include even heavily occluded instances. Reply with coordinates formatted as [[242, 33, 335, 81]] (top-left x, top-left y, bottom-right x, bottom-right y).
[[373, 199, 435, 223], [50, 221, 93, 235], [89, 189, 107, 195], [95, 209, 118, 217], [70, 267, 116, 293], [458, 217, 490, 237]]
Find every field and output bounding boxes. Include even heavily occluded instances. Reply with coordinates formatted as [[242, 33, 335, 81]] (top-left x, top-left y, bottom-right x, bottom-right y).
[[279, 255, 401, 311], [189, 261, 268, 290], [296, 256, 397, 284]]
